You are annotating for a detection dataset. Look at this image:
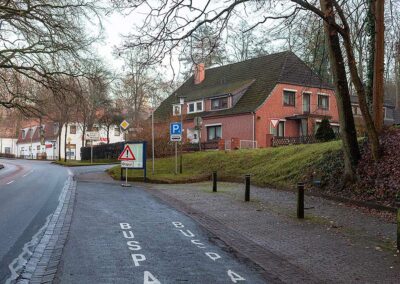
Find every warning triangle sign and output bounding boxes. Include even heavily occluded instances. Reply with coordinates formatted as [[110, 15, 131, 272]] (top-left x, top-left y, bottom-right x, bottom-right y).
[[118, 145, 136, 161]]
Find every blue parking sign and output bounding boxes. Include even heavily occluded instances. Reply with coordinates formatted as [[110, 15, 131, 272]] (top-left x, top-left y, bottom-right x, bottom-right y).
[[170, 122, 182, 135]]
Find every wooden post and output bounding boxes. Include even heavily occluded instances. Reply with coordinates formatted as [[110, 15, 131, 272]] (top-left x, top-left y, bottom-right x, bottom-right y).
[[297, 182, 305, 219]]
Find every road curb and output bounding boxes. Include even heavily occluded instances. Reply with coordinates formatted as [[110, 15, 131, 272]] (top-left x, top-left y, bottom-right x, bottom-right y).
[[15, 176, 76, 284], [145, 187, 322, 284]]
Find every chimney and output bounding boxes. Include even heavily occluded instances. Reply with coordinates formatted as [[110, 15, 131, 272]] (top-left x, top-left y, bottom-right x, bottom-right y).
[[194, 63, 205, 85]]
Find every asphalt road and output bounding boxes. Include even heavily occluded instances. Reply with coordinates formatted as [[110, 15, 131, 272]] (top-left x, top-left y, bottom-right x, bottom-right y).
[[56, 171, 266, 283], [0, 159, 69, 283]]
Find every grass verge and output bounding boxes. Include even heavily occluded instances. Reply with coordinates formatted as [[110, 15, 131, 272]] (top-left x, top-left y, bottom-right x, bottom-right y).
[[108, 140, 342, 188]]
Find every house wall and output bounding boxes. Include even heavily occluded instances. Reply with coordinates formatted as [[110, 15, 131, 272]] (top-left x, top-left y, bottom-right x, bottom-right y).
[[255, 83, 338, 147], [183, 114, 253, 144], [0, 138, 17, 155]]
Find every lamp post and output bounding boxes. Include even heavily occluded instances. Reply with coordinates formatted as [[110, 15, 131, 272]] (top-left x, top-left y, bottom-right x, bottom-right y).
[[178, 96, 185, 174], [151, 93, 155, 175]]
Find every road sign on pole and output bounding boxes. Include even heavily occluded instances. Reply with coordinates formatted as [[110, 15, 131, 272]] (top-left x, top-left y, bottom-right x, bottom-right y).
[[118, 145, 136, 161], [170, 122, 182, 142], [120, 120, 130, 130]]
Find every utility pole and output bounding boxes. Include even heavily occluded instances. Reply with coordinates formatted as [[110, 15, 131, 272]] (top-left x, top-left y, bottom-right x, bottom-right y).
[[151, 93, 155, 175], [178, 96, 185, 174]]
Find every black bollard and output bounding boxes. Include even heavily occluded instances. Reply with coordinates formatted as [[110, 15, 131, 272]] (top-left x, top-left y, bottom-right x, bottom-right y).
[[297, 182, 305, 219], [212, 171, 217, 192], [245, 175, 250, 202], [396, 192, 400, 251]]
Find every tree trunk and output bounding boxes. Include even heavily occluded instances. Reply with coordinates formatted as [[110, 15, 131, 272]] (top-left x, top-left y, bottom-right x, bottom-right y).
[[64, 122, 68, 162], [58, 127, 62, 161], [107, 125, 110, 144], [340, 32, 381, 160], [366, 0, 376, 113], [373, 0, 385, 132], [320, 0, 360, 183], [396, 41, 400, 110]]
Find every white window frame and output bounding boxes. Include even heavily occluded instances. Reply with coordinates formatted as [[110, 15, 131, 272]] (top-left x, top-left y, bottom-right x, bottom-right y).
[[317, 93, 330, 110], [172, 104, 181, 116], [187, 100, 204, 114]]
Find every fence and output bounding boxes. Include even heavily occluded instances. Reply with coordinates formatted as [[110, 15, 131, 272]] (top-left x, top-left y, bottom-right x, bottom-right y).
[[240, 140, 258, 149], [272, 134, 340, 147]]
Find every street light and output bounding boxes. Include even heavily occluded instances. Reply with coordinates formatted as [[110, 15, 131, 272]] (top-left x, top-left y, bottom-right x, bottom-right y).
[[177, 95, 185, 174]]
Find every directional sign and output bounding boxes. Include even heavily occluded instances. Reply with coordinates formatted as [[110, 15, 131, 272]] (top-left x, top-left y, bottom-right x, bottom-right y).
[[120, 120, 130, 130], [85, 131, 100, 141], [118, 145, 136, 161]]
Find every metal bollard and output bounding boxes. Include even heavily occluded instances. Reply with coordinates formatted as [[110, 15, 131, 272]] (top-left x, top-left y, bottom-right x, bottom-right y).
[[396, 192, 400, 251], [212, 171, 217, 192], [245, 175, 250, 202], [297, 182, 305, 219]]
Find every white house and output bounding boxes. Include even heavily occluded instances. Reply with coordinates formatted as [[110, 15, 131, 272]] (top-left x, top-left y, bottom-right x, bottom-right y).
[[16, 122, 124, 160], [0, 138, 17, 155]]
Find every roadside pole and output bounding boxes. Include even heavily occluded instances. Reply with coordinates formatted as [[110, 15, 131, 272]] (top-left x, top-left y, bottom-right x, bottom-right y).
[[175, 141, 178, 175], [152, 106, 155, 175], [91, 142, 93, 164]]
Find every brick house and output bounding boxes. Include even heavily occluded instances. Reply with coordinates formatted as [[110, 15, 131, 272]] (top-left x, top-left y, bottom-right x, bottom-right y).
[[154, 51, 339, 148]]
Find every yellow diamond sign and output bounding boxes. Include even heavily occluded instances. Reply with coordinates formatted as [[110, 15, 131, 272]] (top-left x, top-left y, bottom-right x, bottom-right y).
[[120, 120, 130, 130]]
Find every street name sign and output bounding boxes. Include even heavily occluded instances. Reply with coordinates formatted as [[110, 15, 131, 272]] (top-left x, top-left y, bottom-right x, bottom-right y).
[[118, 145, 136, 161], [85, 131, 100, 141], [120, 120, 130, 130], [170, 122, 182, 142]]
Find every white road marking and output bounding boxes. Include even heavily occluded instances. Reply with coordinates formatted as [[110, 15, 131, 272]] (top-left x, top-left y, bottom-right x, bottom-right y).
[[7, 180, 14, 185]]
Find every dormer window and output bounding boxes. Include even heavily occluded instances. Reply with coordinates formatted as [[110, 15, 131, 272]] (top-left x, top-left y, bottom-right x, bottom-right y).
[[173, 104, 181, 116], [211, 97, 229, 110], [187, 100, 203, 114]]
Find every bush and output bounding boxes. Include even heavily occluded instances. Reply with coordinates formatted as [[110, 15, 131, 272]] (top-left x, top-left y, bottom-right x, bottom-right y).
[[315, 118, 336, 142]]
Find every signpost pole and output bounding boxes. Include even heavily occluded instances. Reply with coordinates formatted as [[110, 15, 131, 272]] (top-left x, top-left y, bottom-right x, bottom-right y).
[[91, 142, 93, 164], [175, 142, 178, 175], [125, 168, 128, 186]]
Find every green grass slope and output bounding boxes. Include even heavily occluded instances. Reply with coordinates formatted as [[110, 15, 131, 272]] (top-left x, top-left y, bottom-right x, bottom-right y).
[[108, 140, 342, 189]]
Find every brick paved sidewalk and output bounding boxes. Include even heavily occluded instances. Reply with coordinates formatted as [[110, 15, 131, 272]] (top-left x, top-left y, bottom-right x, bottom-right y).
[[142, 181, 400, 283]]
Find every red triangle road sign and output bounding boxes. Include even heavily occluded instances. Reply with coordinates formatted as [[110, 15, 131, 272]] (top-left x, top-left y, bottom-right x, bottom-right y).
[[118, 145, 136, 161]]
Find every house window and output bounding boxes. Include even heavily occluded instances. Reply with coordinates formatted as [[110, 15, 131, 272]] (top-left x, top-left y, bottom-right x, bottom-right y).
[[70, 125, 77, 134], [54, 123, 59, 135], [318, 94, 329, 110], [114, 127, 120, 136], [207, 125, 222, 141], [271, 121, 285, 137], [22, 130, 26, 139], [187, 101, 203, 114], [92, 126, 99, 132], [173, 104, 181, 116], [283, 90, 296, 106], [37, 145, 40, 150], [4, 147, 10, 154], [211, 97, 229, 110]]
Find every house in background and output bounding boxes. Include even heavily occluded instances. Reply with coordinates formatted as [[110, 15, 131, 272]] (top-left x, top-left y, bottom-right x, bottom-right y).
[[16, 121, 124, 160], [154, 51, 339, 148]]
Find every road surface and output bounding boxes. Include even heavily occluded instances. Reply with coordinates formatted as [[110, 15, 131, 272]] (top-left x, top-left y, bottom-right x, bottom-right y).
[[0, 160, 267, 283], [0, 159, 69, 283]]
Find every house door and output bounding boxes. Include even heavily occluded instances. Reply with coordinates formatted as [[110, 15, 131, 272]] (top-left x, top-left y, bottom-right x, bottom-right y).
[[303, 93, 310, 113]]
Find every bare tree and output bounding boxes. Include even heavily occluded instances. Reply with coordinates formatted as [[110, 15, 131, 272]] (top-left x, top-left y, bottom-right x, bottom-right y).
[[0, 0, 103, 112]]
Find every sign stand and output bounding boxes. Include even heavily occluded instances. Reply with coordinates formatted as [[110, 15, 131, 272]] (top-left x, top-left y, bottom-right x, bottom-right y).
[[170, 122, 182, 175], [118, 141, 147, 187]]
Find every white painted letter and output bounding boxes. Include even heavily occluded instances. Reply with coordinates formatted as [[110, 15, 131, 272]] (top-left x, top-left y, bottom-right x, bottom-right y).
[[131, 254, 146, 267], [144, 271, 161, 284], [227, 270, 245, 283], [205, 252, 221, 261], [191, 240, 206, 248], [127, 241, 142, 251], [172, 222, 184, 228], [179, 229, 195, 238], [120, 223, 131, 229], [123, 231, 135, 239]]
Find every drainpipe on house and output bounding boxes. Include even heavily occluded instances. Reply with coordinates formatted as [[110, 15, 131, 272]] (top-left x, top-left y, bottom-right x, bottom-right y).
[[252, 112, 256, 149]]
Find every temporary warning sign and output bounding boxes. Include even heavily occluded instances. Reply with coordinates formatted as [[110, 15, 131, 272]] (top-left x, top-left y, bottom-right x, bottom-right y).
[[118, 145, 136, 161]]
